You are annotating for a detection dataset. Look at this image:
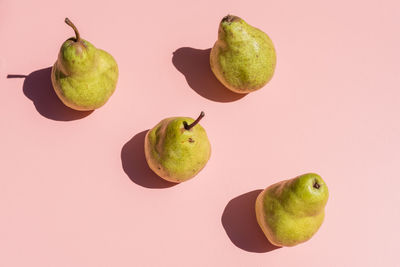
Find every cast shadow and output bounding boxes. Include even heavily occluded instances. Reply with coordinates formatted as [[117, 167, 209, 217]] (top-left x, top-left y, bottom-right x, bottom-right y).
[[121, 130, 177, 189], [221, 189, 281, 253], [7, 67, 92, 121], [172, 47, 246, 102]]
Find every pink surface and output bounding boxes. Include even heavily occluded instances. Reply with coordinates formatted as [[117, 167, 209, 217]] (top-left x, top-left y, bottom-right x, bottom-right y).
[[1, 0, 399, 266]]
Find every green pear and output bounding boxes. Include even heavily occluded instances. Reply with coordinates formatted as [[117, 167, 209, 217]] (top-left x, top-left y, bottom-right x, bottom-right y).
[[255, 173, 329, 247], [51, 18, 118, 111], [210, 15, 276, 94], [144, 112, 211, 183]]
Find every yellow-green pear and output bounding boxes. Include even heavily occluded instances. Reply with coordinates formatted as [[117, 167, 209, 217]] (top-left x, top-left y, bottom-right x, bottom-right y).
[[51, 18, 118, 111], [255, 173, 329, 247], [210, 15, 276, 94], [144, 112, 211, 183]]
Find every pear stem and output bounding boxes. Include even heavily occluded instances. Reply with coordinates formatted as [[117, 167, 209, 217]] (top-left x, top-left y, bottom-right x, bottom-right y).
[[184, 111, 205, 131], [313, 182, 320, 189], [222, 14, 240, 23], [65, 18, 81, 42]]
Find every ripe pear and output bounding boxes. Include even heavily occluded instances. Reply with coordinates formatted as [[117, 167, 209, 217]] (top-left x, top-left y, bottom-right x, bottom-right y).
[[255, 173, 329, 247], [210, 15, 276, 94], [144, 112, 211, 183], [51, 18, 118, 111]]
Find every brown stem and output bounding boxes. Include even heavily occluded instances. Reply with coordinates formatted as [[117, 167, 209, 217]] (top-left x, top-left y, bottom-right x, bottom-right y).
[[65, 18, 81, 42], [313, 181, 320, 189], [184, 111, 205, 131], [222, 14, 240, 24]]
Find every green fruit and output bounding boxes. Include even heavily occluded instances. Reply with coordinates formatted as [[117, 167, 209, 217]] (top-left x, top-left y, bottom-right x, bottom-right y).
[[51, 18, 118, 111], [255, 173, 329, 247], [210, 15, 276, 94], [144, 112, 211, 183]]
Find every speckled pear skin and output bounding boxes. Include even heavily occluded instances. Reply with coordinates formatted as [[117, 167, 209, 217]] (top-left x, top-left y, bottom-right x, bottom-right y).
[[210, 15, 276, 94], [144, 116, 211, 183], [255, 173, 329, 247], [51, 19, 118, 111]]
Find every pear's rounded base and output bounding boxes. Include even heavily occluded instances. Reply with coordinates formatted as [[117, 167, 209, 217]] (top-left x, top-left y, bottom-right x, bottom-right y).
[[51, 64, 97, 111], [209, 49, 271, 95], [143, 130, 188, 184], [143, 126, 211, 184], [50, 54, 118, 112], [255, 188, 283, 247], [223, 84, 263, 94]]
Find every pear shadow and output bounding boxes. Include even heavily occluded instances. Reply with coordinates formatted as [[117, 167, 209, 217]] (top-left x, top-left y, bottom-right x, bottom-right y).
[[221, 189, 281, 253], [121, 130, 177, 189], [172, 47, 247, 102], [7, 67, 92, 121]]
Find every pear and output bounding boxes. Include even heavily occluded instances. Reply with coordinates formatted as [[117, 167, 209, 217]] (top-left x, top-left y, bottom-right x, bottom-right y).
[[255, 173, 329, 247], [51, 18, 118, 111], [210, 15, 276, 94], [144, 112, 211, 183]]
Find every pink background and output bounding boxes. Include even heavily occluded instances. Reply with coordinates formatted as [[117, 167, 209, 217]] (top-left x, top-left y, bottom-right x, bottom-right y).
[[1, 0, 399, 266]]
